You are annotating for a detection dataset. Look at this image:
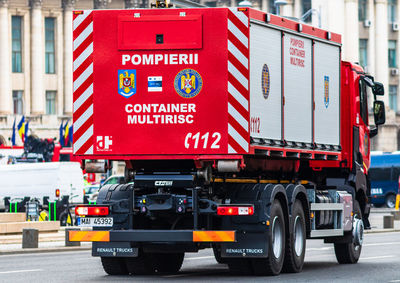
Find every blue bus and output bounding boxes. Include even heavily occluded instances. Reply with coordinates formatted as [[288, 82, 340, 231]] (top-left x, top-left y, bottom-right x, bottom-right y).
[[369, 152, 400, 208]]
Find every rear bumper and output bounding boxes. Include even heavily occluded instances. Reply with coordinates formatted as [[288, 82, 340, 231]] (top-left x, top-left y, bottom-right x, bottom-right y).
[[69, 230, 236, 243]]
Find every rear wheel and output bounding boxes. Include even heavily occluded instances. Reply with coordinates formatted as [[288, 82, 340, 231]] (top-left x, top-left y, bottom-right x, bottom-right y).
[[212, 245, 227, 264], [385, 194, 396, 208], [150, 253, 184, 274], [251, 199, 286, 276], [334, 200, 363, 264], [125, 249, 155, 275], [101, 257, 128, 275], [125, 250, 184, 275], [282, 199, 306, 273]]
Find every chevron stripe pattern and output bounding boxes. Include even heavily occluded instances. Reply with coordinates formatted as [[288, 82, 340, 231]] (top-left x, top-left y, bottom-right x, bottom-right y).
[[73, 10, 94, 155], [227, 8, 250, 154]]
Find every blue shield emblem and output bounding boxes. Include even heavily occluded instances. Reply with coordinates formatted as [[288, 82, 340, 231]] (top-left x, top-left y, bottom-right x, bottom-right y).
[[174, 69, 203, 98], [118, 70, 136, 98], [324, 76, 329, 108]]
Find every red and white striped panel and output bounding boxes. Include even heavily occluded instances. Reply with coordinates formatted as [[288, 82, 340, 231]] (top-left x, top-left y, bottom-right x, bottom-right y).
[[227, 8, 250, 154], [73, 10, 94, 155]]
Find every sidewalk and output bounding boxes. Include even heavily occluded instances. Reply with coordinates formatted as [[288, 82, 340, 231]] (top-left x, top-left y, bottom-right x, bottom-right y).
[[0, 228, 91, 254], [1, 210, 399, 254]]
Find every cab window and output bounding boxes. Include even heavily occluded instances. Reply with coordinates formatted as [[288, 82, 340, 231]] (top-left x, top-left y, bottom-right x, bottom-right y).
[[359, 79, 369, 124]]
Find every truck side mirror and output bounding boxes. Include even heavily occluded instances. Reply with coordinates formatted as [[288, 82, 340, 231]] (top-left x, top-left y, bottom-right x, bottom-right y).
[[373, 82, 384, 96], [373, 100, 385, 125]]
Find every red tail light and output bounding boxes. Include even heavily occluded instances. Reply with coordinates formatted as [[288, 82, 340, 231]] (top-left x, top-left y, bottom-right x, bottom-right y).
[[217, 205, 254, 216], [55, 189, 60, 197], [75, 206, 109, 216]]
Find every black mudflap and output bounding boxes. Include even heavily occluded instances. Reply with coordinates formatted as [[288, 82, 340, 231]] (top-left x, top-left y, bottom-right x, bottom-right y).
[[221, 231, 268, 258], [92, 242, 138, 257], [219, 183, 284, 258]]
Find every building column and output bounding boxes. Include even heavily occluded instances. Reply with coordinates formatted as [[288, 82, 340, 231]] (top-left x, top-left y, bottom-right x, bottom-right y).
[[63, 0, 75, 115], [367, 0, 375, 77], [125, 0, 140, 8], [343, 0, 359, 62], [281, 0, 294, 17], [375, 0, 389, 106], [30, 0, 44, 115], [0, 0, 11, 115]]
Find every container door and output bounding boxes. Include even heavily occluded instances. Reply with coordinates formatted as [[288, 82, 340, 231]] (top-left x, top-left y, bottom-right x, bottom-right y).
[[283, 34, 312, 145]]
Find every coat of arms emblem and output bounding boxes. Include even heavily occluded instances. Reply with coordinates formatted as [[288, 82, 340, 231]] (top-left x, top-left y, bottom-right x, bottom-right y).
[[118, 70, 136, 98]]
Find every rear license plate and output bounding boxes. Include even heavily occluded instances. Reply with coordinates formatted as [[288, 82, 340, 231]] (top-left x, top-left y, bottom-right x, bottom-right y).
[[77, 217, 113, 227]]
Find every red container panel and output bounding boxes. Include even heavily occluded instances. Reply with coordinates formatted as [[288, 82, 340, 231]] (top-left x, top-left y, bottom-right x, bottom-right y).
[[72, 8, 251, 157]]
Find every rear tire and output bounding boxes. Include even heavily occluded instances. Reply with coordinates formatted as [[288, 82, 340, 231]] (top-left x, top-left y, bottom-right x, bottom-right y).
[[282, 199, 306, 273], [101, 257, 128, 275], [213, 245, 227, 264], [125, 249, 155, 275], [251, 199, 286, 276], [150, 253, 184, 274], [125, 251, 184, 275], [227, 259, 253, 275], [334, 200, 362, 264]]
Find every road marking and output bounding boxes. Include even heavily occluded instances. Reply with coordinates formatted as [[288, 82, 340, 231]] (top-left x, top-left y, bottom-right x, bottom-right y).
[[361, 255, 395, 260], [389, 280, 400, 282], [306, 247, 333, 251], [364, 242, 400, 247], [0, 269, 43, 274], [185, 256, 215, 261]]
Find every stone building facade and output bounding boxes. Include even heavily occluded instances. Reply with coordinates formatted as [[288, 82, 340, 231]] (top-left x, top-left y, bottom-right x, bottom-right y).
[[0, 0, 398, 152]]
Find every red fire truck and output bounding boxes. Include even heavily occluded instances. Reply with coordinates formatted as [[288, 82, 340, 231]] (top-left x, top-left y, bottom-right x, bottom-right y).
[[70, 7, 386, 276]]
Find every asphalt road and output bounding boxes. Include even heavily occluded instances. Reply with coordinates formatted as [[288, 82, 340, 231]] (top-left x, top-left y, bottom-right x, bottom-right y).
[[0, 232, 400, 282]]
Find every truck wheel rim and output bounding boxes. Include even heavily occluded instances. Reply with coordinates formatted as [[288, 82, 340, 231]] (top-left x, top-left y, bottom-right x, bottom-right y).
[[294, 215, 304, 257], [272, 216, 283, 258]]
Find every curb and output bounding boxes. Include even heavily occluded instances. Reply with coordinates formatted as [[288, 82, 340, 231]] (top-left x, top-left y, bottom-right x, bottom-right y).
[[0, 245, 91, 256]]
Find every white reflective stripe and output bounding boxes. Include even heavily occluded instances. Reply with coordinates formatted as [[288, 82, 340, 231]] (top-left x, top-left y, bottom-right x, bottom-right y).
[[73, 22, 93, 51], [73, 42, 93, 71], [228, 124, 248, 152], [74, 104, 93, 133], [228, 82, 248, 111], [228, 103, 248, 131], [228, 62, 248, 91], [73, 125, 93, 153], [228, 41, 248, 69], [228, 20, 248, 48], [228, 144, 237, 154], [73, 63, 93, 92], [85, 145, 93, 155], [73, 11, 92, 31], [229, 8, 248, 28], [74, 84, 93, 112]]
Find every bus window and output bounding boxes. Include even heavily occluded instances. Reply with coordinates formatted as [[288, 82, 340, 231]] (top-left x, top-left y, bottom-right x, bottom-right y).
[[391, 166, 400, 181], [369, 167, 391, 181]]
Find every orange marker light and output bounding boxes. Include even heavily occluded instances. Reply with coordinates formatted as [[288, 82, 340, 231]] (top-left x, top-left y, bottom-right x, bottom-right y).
[[55, 189, 60, 197]]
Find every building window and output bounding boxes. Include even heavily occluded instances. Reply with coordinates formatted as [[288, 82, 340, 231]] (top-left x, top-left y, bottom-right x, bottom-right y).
[[389, 85, 398, 112], [45, 17, 55, 74], [359, 39, 368, 68], [389, 40, 397, 68], [12, 16, 22, 73], [301, 0, 312, 23], [12, 91, 23, 115], [46, 91, 56, 115], [358, 0, 367, 21], [388, 0, 397, 23]]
